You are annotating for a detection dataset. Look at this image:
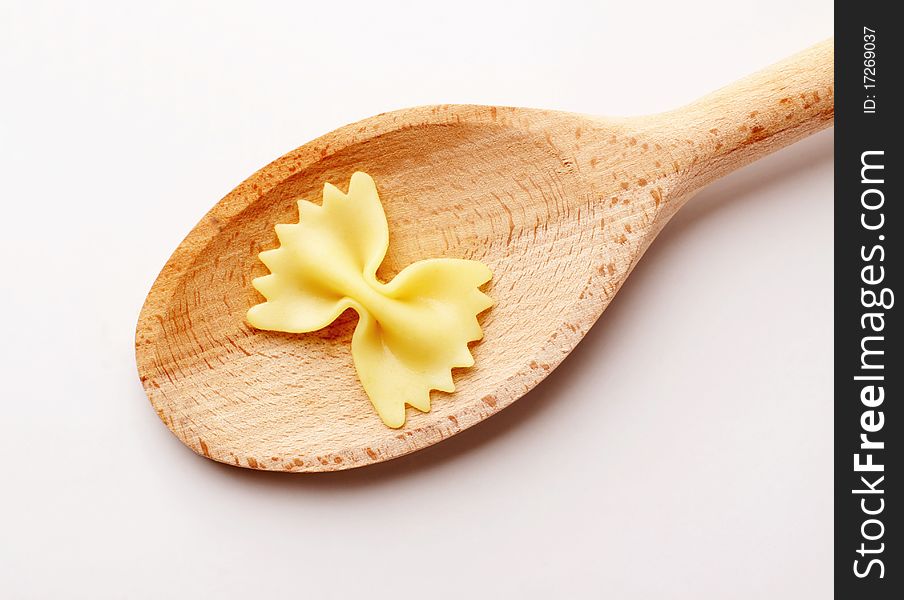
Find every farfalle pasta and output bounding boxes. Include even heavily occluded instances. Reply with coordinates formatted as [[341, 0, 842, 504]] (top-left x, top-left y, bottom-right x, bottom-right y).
[[247, 172, 493, 428]]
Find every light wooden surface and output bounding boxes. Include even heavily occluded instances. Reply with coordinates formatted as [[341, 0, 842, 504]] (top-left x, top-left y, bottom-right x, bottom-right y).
[[136, 39, 833, 472]]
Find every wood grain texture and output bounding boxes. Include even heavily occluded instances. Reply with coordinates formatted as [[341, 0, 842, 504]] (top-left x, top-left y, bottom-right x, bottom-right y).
[[136, 40, 833, 472]]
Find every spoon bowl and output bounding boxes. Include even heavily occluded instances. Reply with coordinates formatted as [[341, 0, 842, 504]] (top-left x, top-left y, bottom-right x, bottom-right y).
[[136, 40, 833, 471]]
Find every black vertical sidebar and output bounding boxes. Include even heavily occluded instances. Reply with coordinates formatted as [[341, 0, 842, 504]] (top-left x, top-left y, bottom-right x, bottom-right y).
[[836, 2, 901, 597]]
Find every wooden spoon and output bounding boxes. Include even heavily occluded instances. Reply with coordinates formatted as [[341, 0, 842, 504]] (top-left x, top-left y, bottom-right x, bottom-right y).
[[136, 39, 833, 472]]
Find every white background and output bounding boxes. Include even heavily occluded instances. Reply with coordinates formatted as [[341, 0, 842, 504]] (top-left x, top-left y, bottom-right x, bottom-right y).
[[1, 1, 832, 598]]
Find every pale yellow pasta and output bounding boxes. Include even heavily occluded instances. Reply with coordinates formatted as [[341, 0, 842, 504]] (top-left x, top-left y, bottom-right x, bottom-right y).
[[247, 172, 493, 428]]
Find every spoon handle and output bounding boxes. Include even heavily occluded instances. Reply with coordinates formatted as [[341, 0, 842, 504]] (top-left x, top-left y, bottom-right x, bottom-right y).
[[664, 38, 834, 193]]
